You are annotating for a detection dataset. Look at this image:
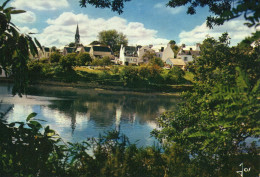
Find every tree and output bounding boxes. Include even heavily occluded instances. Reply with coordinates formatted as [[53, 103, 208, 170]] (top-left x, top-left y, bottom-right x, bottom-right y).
[[79, 0, 131, 14], [170, 44, 180, 58], [60, 53, 77, 70], [76, 52, 92, 66], [152, 34, 260, 176], [165, 66, 185, 84], [49, 52, 62, 63], [149, 57, 164, 67], [0, 0, 40, 96], [90, 40, 101, 45], [169, 40, 176, 45], [119, 66, 140, 86], [98, 29, 128, 53], [167, 0, 260, 28], [79, 0, 260, 28], [142, 51, 156, 62], [101, 56, 112, 66], [68, 42, 76, 47], [51, 46, 57, 52]]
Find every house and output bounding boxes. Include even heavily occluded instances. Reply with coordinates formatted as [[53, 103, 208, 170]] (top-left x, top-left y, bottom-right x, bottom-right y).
[[38, 46, 52, 59], [89, 45, 113, 59], [119, 45, 139, 65], [177, 43, 200, 62], [162, 43, 175, 62], [151, 44, 166, 58], [75, 46, 91, 54], [138, 46, 154, 63], [63, 47, 76, 56], [165, 58, 187, 70]]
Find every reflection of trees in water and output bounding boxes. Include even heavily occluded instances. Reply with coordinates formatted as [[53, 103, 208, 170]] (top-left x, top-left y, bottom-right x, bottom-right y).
[[48, 99, 88, 134], [29, 86, 181, 131]]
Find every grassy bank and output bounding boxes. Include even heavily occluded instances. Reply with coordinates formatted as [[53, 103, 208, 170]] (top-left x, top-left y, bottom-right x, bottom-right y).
[[25, 62, 194, 93]]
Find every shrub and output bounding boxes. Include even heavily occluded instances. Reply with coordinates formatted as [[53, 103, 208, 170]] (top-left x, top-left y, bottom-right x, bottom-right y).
[[50, 52, 62, 63], [60, 53, 77, 70], [76, 52, 92, 66]]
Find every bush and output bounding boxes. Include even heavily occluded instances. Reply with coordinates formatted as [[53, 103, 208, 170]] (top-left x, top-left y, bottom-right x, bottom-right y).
[[76, 52, 92, 66], [60, 53, 77, 70], [119, 66, 140, 86], [50, 52, 62, 63], [28, 61, 44, 81], [165, 66, 185, 84]]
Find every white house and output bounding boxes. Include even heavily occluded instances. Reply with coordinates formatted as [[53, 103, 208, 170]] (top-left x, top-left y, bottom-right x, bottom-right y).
[[138, 46, 154, 64], [162, 43, 175, 62], [177, 43, 200, 62], [151, 44, 167, 58], [119, 45, 139, 65]]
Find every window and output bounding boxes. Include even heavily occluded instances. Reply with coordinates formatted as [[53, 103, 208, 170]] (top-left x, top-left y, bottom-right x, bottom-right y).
[[184, 57, 188, 61]]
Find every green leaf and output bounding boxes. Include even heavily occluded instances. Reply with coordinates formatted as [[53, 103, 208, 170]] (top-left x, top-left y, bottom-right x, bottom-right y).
[[10, 10, 26, 14], [26, 112, 37, 122], [34, 37, 42, 51], [1, 0, 11, 9]]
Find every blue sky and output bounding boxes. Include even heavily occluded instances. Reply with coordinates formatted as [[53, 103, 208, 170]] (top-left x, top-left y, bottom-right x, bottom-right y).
[[6, 0, 259, 47]]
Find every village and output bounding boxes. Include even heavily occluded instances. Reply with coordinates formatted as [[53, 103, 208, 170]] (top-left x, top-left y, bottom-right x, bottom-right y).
[[33, 24, 200, 70]]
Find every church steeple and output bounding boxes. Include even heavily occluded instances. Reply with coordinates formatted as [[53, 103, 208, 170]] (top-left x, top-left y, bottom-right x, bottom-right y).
[[75, 23, 80, 46]]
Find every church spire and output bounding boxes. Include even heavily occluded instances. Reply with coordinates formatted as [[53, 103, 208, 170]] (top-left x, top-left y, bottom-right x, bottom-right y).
[[75, 23, 80, 46]]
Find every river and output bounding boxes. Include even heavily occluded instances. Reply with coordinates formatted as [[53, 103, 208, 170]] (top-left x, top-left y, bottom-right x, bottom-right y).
[[0, 83, 181, 147]]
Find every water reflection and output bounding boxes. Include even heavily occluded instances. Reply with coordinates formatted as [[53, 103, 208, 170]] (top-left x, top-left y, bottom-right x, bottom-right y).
[[1, 84, 181, 146]]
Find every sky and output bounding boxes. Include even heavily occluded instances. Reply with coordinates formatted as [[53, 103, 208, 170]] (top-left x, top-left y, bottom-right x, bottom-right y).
[[5, 0, 259, 48]]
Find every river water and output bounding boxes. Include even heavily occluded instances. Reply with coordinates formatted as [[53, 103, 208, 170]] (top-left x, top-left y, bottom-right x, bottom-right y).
[[0, 83, 181, 146]]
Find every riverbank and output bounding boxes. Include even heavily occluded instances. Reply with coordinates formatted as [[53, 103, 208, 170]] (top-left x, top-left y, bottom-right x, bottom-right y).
[[0, 77, 192, 96]]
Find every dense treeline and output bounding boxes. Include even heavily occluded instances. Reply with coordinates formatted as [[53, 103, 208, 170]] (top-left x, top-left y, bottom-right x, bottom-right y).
[[27, 55, 188, 87]]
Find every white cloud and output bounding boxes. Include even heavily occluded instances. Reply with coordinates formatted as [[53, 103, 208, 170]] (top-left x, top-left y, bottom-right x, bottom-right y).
[[35, 12, 169, 47], [12, 11, 36, 23], [17, 26, 39, 34], [11, 0, 69, 11], [154, 3, 185, 15], [179, 19, 260, 46]]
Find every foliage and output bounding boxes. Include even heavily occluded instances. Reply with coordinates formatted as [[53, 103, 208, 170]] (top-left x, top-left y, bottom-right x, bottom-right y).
[[68, 42, 76, 47], [102, 56, 112, 66], [167, 0, 260, 28], [79, 0, 260, 28], [0, 113, 66, 177], [79, 0, 131, 14], [91, 57, 111, 66], [149, 57, 164, 67], [90, 40, 101, 45], [142, 50, 156, 61], [170, 44, 180, 58], [165, 66, 185, 84], [119, 66, 140, 86], [98, 29, 128, 53], [50, 52, 62, 63], [0, 0, 41, 96], [76, 52, 92, 66], [60, 53, 77, 71], [169, 40, 176, 45], [27, 60, 44, 80], [111, 65, 120, 74], [152, 33, 260, 176]]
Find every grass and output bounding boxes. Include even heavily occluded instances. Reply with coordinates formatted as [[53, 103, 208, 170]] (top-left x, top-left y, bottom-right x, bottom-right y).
[[184, 71, 194, 83]]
